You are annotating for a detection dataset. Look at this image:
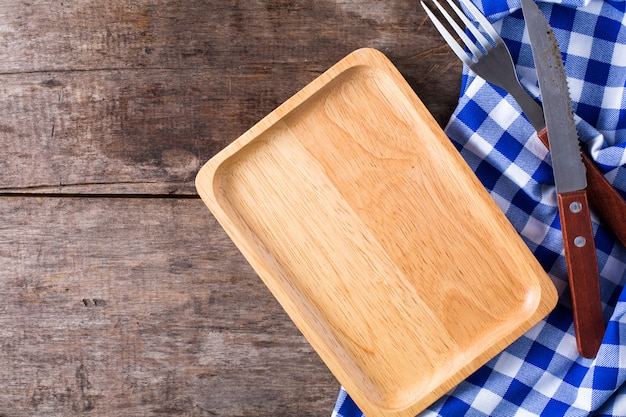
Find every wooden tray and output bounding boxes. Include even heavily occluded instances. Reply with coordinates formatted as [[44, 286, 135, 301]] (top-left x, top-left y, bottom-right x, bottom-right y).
[[195, 48, 557, 417]]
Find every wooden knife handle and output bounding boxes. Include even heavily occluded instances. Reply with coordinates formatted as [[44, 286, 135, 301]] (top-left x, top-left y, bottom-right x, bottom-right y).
[[557, 190, 604, 358], [539, 128, 626, 248]]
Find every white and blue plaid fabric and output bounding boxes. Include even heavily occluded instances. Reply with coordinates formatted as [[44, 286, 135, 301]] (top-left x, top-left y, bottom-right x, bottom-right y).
[[332, 0, 626, 415]]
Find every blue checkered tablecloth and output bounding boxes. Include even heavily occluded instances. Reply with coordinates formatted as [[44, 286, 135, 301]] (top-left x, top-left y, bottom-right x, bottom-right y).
[[332, 0, 626, 415]]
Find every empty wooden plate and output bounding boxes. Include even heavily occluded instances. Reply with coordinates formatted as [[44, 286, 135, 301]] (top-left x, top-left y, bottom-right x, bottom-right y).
[[195, 48, 557, 417]]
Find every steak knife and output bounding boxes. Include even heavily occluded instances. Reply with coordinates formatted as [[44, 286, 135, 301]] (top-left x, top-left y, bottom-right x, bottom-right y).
[[498, 24, 626, 250], [521, 0, 605, 358]]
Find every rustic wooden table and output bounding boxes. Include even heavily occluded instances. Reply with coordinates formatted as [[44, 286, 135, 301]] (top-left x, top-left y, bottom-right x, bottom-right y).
[[0, 1, 461, 416]]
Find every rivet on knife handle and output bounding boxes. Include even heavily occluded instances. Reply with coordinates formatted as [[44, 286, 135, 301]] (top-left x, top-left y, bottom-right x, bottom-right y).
[[557, 190, 604, 358], [539, 128, 626, 248]]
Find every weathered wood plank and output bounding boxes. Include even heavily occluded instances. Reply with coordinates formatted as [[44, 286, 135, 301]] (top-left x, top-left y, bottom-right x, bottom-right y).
[[0, 0, 461, 194], [0, 68, 256, 195], [0, 65, 459, 195], [0, 197, 338, 416], [0, 1, 452, 73]]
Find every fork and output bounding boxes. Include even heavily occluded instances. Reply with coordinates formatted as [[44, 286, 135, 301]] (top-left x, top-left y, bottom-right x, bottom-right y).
[[422, 0, 626, 249], [421, 0, 545, 132]]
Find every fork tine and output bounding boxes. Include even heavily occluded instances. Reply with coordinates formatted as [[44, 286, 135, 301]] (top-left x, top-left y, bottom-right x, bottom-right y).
[[429, 0, 483, 58], [445, 0, 493, 52], [456, 0, 503, 45], [420, 1, 474, 66]]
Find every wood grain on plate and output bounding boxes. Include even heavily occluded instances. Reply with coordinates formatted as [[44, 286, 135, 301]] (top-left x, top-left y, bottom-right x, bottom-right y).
[[196, 48, 558, 417]]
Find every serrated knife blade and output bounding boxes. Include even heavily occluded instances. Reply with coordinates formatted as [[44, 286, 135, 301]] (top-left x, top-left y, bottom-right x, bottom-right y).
[[521, 4, 585, 193], [521, 0, 605, 358]]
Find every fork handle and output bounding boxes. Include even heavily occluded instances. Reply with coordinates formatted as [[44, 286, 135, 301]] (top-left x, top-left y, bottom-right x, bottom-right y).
[[538, 128, 626, 248]]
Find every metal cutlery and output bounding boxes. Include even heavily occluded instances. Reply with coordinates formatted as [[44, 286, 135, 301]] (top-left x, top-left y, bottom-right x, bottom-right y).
[[421, 0, 545, 131], [422, 0, 626, 252], [520, 0, 603, 358], [421, 0, 625, 357]]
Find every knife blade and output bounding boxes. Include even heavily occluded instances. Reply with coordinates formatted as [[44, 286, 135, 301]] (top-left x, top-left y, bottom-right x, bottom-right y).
[[521, 0, 604, 358]]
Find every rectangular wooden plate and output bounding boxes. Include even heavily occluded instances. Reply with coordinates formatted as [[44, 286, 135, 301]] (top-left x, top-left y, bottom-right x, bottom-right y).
[[196, 48, 557, 417]]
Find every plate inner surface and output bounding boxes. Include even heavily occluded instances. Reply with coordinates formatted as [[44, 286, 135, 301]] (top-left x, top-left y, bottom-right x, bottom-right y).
[[213, 66, 542, 411]]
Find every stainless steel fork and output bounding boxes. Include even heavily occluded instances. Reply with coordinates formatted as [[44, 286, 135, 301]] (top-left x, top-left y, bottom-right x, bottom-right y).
[[421, 0, 545, 131]]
